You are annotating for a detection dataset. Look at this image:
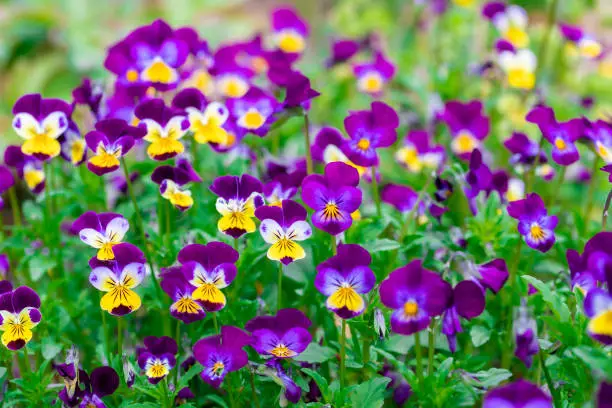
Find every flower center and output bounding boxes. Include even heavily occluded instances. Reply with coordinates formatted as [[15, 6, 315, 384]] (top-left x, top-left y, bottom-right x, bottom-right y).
[[277, 31, 305, 53], [126, 69, 139, 82], [222, 78, 248, 98], [505, 27, 529, 48], [212, 361, 225, 376], [146, 361, 169, 378], [453, 131, 477, 154], [97, 242, 116, 261], [357, 138, 370, 151], [323, 203, 342, 220], [507, 68, 535, 90], [242, 110, 265, 129], [403, 301, 419, 317], [142, 59, 175, 84], [554, 138, 566, 150], [360, 72, 383, 94], [530, 224, 545, 240], [270, 344, 294, 358], [175, 297, 201, 314]]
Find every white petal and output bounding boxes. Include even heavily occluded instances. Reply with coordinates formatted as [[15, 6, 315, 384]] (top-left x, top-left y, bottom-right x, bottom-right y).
[[498, 51, 517, 71], [493, 14, 509, 32], [41, 111, 69, 139], [516, 49, 536, 72], [323, 144, 349, 164], [89, 266, 116, 291], [215, 197, 231, 215], [120, 262, 145, 288], [105, 217, 129, 243], [142, 119, 164, 142], [203, 102, 229, 125], [287, 221, 312, 241], [259, 219, 284, 244], [12, 113, 42, 140], [164, 116, 187, 140], [507, 5, 527, 29], [79, 228, 106, 249]]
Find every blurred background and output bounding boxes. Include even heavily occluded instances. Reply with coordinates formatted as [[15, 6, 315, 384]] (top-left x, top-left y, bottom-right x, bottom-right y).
[[0, 0, 610, 146]]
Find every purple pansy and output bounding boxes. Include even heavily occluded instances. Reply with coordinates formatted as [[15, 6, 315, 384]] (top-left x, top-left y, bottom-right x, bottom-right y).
[[137, 336, 178, 384], [583, 268, 612, 345], [301, 162, 363, 236], [255, 200, 312, 265], [0, 165, 15, 209], [72, 211, 129, 261], [177, 242, 239, 312], [151, 158, 201, 212], [342, 101, 399, 167], [381, 184, 426, 216], [245, 308, 312, 358], [72, 77, 104, 119], [395, 130, 445, 173], [85, 119, 145, 175], [11, 94, 72, 161], [57, 365, 119, 408], [597, 382, 612, 408], [585, 119, 612, 163], [514, 302, 540, 368], [566, 232, 612, 293], [326, 38, 361, 68], [134, 98, 189, 161], [278, 70, 320, 109], [379, 260, 452, 335], [172, 87, 230, 146], [381, 364, 413, 406], [227, 86, 279, 137], [266, 359, 302, 404], [314, 244, 375, 319], [526, 105, 585, 166], [483, 379, 552, 408], [507, 193, 558, 253], [210, 174, 263, 238], [193, 325, 250, 388], [311, 126, 367, 177], [559, 23, 603, 59], [271, 6, 309, 55], [160, 266, 205, 324], [353, 52, 395, 97], [263, 177, 298, 207], [88, 243, 146, 316], [503, 131, 547, 168], [3, 145, 45, 194], [465, 149, 508, 214], [439, 100, 490, 160], [0, 286, 42, 350], [211, 53, 254, 99]]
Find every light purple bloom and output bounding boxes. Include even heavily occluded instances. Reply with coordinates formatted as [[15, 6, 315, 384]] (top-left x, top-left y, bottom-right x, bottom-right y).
[[271, 6, 309, 55], [439, 100, 490, 160], [227, 86, 280, 137], [566, 232, 612, 293], [483, 379, 552, 408], [137, 336, 177, 384], [245, 308, 312, 358], [326, 38, 361, 68], [507, 193, 558, 253], [353, 52, 395, 97]]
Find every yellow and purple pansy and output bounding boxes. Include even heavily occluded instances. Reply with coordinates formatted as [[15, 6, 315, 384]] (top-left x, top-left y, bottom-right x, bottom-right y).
[[314, 244, 375, 319], [245, 308, 312, 359], [585, 119, 612, 163], [353, 51, 395, 97], [507, 193, 558, 253], [3, 146, 45, 194], [135, 98, 189, 161], [559, 23, 603, 59], [11, 94, 72, 161], [0, 284, 42, 351], [160, 266, 206, 324], [271, 6, 309, 56], [311, 127, 367, 177], [227, 86, 279, 137], [72, 211, 130, 261], [172, 88, 230, 145], [483, 2, 530, 49], [151, 158, 201, 212], [395, 130, 445, 173], [85, 118, 145, 175], [137, 336, 177, 384], [440, 100, 490, 160], [88, 243, 146, 316], [497, 46, 537, 90], [567, 232, 612, 294], [255, 200, 312, 265], [584, 271, 612, 345], [59, 123, 87, 166]]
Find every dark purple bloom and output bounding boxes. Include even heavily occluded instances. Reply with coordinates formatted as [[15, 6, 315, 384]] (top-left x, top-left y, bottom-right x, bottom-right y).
[[326, 38, 361, 68], [597, 382, 612, 408], [353, 52, 395, 97], [311, 126, 367, 176], [0, 254, 9, 280], [434, 177, 453, 202], [301, 162, 362, 235], [85, 119, 145, 175], [465, 150, 507, 214], [526, 105, 585, 166], [227, 86, 280, 137], [503, 132, 547, 167], [0, 286, 42, 350], [379, 260, 452, 335], [507, 193, 558, 253], [483, 379, 552, 408], [395, 130, 445, 173], [514, 303, 540, 368], [3, 145, 45, 194], [566, 232, 612, 293], [177, 242, 239, 312], [271, 6, 309, 55], [442, 279, 486, 352], [583, 268, 612, 345], [72, 211, 129, 261], [11, 93, 72, 161], [210, 174, 263, 238], [57, 365, 119, 408], [0, 165, 15, 209], [314, 244, 375, 319], [482, 1, 506, 20], [151, 158, 201, 212], [439, 100, 490, 160], [193, 325, 250, 388], [72, 78, 104, 119], [381, 184, 425, 215], [280, 70, 320, 109], [381, 364, 412, 406], [137, 336, 178, 384], [255, 200, 312, 265], [175, 387, 195, 404], [342, 101, 399, 167], [585, 119, 612, 163], [245, 308, 312, 358]]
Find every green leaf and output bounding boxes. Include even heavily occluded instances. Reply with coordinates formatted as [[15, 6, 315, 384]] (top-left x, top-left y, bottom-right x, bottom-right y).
[[470, 325, 491, 347], [572, 346, 612, 380], [174, 363, 203, 398], [301, 367, 330, 403], [349, 377, 392, 408], [28, 256, 57, 282], [201, 394, 229, 408], [41, 338, 61, 360], [294, 343, 336, 364], [468, 368, 512, 389], [521, 275, 571, 322], [364, 238, 400, 252]]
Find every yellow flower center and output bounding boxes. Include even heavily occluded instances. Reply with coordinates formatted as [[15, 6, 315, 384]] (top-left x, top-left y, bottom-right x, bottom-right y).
[[71, 140, 86, 165], [277, 32, 305, 53], [505, 27, 529, 48], [357, 138, 370, 151], [142, 60, 174, 84], [453, 131, 477, 154], [554, 138, 566, 150], [24, 169, 44, 190], [126, 69, 139, 82], [212, 361, 225, 376], [223, 79, 248, 98], [146, 361, 168, 378], [507, 68, 535, 90], [174, 297, 201, 314], [242, 110, 265, 129], [530, 224, 545, 240], [588, 310, 612, 336], [270, 344, 294, 358], [323, 203, 341, 220], [403, 301, 419, 317]]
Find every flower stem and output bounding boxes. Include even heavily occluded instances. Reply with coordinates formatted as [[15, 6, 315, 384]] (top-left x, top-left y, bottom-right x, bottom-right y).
[[174, 321, 181, 386], [303, 113, 313, 175], [414, 332, 424, 389], [249, 367, 260, 408], [502, 238, 523, 369], [212, 312, 220, 334], [427, 319, 436, 376], [546, 166, 566, 207], [539, 352, 561, 408], [331, 234, 337, 255], [371, 166, 381, 218], [117, 317, 123, 358], [100, 294, 110, 363], [602, 190, 612, 230], [582, 157, 600, 235], [534, 0, 559, 84], [277, 262, 283, 311], [340, 319, 347, 389], [20, 349, 31, 377], [8, 187, 21, 226]]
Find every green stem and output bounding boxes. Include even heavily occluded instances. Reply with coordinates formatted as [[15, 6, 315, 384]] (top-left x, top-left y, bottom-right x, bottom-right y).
[[371, 166, 381, 218], [534, 0, 560, 84], [303, 113, 313, 175], [502, 238, 523, 369], [582, 157, 600, 235], [602, 190, 612, 230], [174, 321, 181, 386], [428, 319, 436, 376], [277, 262, 283, 311], [331, 234, 337, 255], [165, 200, 171, 248], [8, 187, 21, 226], [163, 377, 171, 408], [414, 333, 424, 389], [212, 312, 220, 334], [539, 352, 561, 408], [546, 166, 566, 207], [117, 318, 123, 358], [340, 319, 347, 389], [234, 238, 239, 252], [20, 349, 31, 377], [249, 368, 260, 408], [100, 294, 110, 363]]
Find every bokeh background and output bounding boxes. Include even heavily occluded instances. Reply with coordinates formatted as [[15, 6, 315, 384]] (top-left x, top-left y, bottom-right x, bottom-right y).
[[0, 0, 610, 147]]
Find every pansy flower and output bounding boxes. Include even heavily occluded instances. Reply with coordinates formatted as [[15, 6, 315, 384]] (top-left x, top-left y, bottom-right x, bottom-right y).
[[57, 365, 119, 408], [465, 149, 508, 214], [59, 123, 87, 166], [559, 23, 603, 59], [172, 88, 230, 145], [353, 52, 395, 97], [85, 119, 145, 175], [193, 326, 250, 388], [566, 232, 612, 293], [503, 131, 547, 168], [255, 200, 312, 265], [72, 211, 129, 261], [526, 105, 584, 166], [177, 242, 239, 312], [210, 174, 263, 238], [263, 176, 298, 207], [0, 255, 9, 280], [301, 162, 363, 236], [72, 77, 104, 119], [0, 166, 15, 210], [583, 269, 612, 345], [278, 70, 320, 109], [514, 302, 540, 368], [135, 98, 189, 161], [211, 50, 254, 99], [439, 100, 490, 159], [314, 244, 375, 319], [0, 286, 41, 350], [326, 38, 361, 68], [89, 243, 146, 316], [484, 3, 530, 49], [151, 158, 201, 211], [137, 336, 177, 384], [311, 127, 366, 177], [379, 260, 451, 335], [246, 308, 312, 358], [507, 193, 558, 253], [227, 87, 279, 136], [395, 130, 445, 173], [11, 94, 72, 161], [584, 119, 612, 163], [498, 48, 537, 90], [483, 380, 552, 408], [381, 184, 428, 223], [3, 146, 45, 193], [342, 101, 399, 167], [104, 19, 189, 90], [441, 279, 488, 352], [271, 6, 309, 55], [381, 364, 413, 406], [160, 266, 205, 324]]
